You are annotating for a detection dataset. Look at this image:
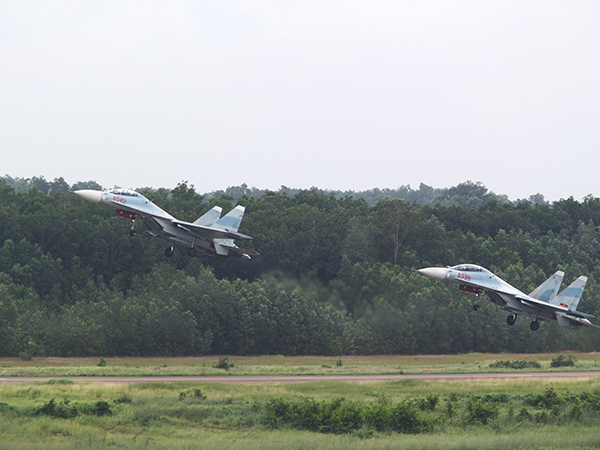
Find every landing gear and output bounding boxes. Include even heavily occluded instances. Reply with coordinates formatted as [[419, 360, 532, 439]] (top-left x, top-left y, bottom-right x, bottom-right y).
[[530, 320, 540, 331], [164, 246, 174, 258], [473, 304, 481, 311], [129, 218, 137, 236], [187, 248, 197, 257], [506, 315, 517, 326]]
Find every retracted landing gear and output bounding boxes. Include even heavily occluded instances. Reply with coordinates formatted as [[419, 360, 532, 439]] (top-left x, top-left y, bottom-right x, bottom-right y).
[[530, 320, 540, 331], [164, 246, 174, 258], [506, 315, 517, 326]]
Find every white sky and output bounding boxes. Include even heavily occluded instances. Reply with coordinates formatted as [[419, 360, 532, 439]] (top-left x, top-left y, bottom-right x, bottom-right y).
[[1, 1, 599, 201]]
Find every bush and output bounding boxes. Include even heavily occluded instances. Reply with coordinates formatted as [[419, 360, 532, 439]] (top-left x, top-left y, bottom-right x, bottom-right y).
[[264, 396, 429, 434], [466, 400, 499, 425], [551, 355, 576, 367], [35, 399, 78, 419], [97, 356, 107, 367], [35, 398, 112, 418], [489, 360, 541, 369], [214, 357, 234, 370], [416, 395, 439, 411], [526, 388, 563, 409]]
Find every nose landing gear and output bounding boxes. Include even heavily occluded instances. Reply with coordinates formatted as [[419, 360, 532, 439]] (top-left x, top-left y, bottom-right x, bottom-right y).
[[506, 315, 517, 326], [473, 303, 481, 311], [530, 320, 540, 331], [129, 218, 137, 236]]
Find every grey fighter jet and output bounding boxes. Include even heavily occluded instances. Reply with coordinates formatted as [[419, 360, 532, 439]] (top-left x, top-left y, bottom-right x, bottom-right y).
[[74, 188, 258, 259], [418, 264, 597, 331]]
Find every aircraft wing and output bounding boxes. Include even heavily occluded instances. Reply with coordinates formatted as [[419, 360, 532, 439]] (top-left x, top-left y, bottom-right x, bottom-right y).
[[171, 219, 253, 241]]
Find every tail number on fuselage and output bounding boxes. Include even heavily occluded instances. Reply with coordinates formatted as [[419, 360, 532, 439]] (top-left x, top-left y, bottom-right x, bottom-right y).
[[457, 273, 471, 281], [113, 196, 126, 204]]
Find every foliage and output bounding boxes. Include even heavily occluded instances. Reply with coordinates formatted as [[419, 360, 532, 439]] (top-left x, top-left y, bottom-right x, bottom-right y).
[[550, 355, 576, 367], [264, 396, 430, 434], [488, 360, 541, 369], [214, 357, 235, 371], [0, 177, 600, 357]]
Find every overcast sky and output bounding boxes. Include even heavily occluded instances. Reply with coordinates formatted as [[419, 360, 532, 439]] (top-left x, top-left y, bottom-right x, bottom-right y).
[[1, 1, 599, 200]]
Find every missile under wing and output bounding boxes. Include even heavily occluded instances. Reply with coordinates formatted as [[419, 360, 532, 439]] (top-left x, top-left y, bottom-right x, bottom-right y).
[[74, 188, 258, 259]]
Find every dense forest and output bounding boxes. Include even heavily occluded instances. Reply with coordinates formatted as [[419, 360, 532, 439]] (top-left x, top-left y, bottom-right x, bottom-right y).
[[1, 175, 600, 357]]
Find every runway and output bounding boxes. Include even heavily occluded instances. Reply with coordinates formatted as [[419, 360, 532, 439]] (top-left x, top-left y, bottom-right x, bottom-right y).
[[1, 371, 600, 384]]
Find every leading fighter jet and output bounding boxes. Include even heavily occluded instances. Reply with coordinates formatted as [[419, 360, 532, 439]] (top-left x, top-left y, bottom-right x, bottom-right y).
[[418, 264, 597, 331], [74, 188, 258, 259]]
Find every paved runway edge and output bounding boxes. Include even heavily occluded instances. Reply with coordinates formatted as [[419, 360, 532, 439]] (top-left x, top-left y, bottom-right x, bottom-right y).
[[1, 372, 600, 384]]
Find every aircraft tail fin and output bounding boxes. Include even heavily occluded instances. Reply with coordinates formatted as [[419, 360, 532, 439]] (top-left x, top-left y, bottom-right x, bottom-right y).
[[529, 271, 564, 302], [213, 205, 245, 232], [552, 276, 587, 310], [193, 206, 222, 226]]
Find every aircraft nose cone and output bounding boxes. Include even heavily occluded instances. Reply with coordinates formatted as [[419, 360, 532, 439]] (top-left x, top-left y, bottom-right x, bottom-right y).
[[418, 267, 446, 281], [74, 190, 102, 204]]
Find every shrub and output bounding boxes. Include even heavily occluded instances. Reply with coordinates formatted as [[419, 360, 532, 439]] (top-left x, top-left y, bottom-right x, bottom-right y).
[[97, 356, 107, 367], [489, 360, 541, 369], [390, 401, 431, 433], [466, 400, 499, 425], [551, 355, 575, 367], [264, 396, 429, 434], [115, 395, 132, 404], [526, 388, 563, 409], [416, 395, 439, 411], [214, 357, 234, 370], [36, 399, 78, 419]]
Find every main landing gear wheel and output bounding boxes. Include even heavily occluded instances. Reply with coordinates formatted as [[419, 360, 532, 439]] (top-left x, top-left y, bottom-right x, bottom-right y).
[[164, 246, 174, 258], [187, 248, 197, 257], [129, 230, 136, 236], [473, 304, 481, 311], [530, 320, 540, 331], [506, 315, 517, 326]]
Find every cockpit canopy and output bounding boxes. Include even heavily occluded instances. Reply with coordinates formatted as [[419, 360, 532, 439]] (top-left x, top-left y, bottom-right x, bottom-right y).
[[451, 264, 485, 272], [108, 188, 139, 197]]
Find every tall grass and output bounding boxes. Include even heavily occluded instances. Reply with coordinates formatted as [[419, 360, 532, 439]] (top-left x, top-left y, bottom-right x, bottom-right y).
[[2, 379, 600, 449]]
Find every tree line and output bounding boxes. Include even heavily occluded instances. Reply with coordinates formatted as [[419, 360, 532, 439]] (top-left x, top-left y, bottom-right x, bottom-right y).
[[0, 176, 599, 357]]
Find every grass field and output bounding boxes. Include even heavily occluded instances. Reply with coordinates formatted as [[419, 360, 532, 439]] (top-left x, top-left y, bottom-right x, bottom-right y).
[[1, 354, 600, 449], [2, 377, 600, 449], [1, 352, 600, 377]]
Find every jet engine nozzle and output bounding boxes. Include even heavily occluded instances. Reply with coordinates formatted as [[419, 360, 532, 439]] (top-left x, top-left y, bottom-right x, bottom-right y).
[[418, 267, 446, 281], [74, 190, 102, 204]]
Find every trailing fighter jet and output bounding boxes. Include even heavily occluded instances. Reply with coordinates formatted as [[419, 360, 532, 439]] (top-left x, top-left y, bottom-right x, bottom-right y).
[[74, 188, 258, 259], [418, 264, 597, 331]]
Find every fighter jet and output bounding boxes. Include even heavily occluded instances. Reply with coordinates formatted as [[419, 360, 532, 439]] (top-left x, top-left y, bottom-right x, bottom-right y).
[[418, 264, 597, 331], [74, 188, 258, 259]]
